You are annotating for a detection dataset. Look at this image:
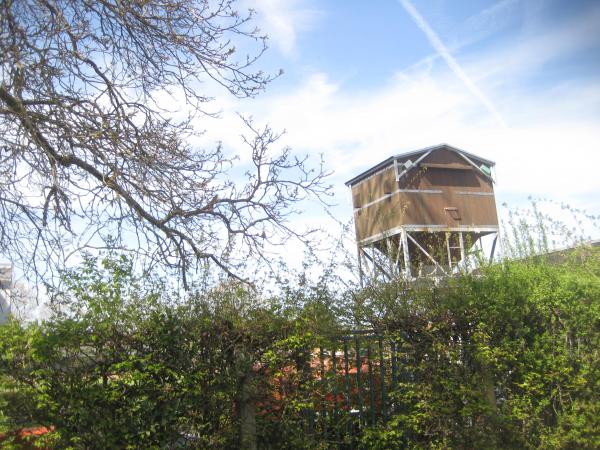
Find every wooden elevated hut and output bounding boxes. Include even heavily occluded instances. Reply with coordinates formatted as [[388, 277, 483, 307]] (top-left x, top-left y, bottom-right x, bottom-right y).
[[345, 144, 499, 281]]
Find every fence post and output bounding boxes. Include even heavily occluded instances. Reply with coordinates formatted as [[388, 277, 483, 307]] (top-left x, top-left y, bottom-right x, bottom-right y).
[[238, 365, 257, 450]]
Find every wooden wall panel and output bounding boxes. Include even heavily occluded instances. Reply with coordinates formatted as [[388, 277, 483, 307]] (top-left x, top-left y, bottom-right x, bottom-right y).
[[351, 167, 396, 207], [350, 149, 498, 243]]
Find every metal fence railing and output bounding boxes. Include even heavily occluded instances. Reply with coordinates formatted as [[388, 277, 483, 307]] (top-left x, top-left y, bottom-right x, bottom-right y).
[[290, 330, 406, 449]]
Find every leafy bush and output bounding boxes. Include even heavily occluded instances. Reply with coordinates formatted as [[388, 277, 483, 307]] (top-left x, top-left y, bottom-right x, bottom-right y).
[[1, 245, 599, 449], [0, 255, 341, 449], [1, 256, 249, 448], [356, 249, 600, 449]]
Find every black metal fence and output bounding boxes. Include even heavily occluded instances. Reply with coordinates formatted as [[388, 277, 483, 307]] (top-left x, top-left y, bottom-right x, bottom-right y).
[[293, 330, 407, 449]]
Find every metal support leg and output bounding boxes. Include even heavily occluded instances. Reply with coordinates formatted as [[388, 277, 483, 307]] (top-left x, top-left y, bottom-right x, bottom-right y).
[[395, 237, 402, 275], [357, 245, 364, 287], [406, 233, 448, 276], [363, 249, 393, 281], [386, 238, 394, 276], [365, 246, 377, 280], [489, 234, 498, 265], [400, 229, 411, 279], [446, 233, 453, 271], [459, 232, 465, 270]]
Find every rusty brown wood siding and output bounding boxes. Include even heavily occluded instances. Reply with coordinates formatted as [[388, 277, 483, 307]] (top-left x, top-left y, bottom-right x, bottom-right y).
[[350, 148, 498, 242], [351, 167, 396, 241], [351, 166, 396, 207]]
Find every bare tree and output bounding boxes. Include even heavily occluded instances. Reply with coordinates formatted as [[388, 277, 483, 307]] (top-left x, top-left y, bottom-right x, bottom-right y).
[[0, 0, 331, 288]]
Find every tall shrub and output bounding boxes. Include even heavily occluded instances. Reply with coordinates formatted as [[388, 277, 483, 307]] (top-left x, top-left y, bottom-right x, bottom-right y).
[[356, 249, 600, 449]]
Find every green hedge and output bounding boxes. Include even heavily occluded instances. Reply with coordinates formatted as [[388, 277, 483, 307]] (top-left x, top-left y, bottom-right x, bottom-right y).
[[356, 250, 600, 449], [1, 250, 599, 449], [0, 255, 335, 449]]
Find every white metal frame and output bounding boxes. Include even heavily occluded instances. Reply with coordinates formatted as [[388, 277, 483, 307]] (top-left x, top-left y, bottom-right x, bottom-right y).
[[357, 226, 499, 285]]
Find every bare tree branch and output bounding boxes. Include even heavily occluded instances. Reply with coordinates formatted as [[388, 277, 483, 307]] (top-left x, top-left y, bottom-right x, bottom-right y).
[[0, 0, 332, 288]]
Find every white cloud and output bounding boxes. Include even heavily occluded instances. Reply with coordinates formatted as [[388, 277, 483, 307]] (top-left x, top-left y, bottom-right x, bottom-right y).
[[183, 0, 600, 274], [221, 8, 600, 232], [10, 2, 600, 319], [464, 3, 600, 87], [398, 0, 507, 128], [244, 0, 322, 57], [460, 0, 521, 44]]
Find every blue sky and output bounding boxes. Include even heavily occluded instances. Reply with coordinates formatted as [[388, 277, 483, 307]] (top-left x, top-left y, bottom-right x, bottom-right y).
[[258, 0, 600, 90], [9, 0, 600, 319], [207, 0, 600, 236]]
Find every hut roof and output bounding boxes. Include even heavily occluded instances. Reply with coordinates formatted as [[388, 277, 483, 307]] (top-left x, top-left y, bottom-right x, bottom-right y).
[[345, 144, 495, 187]]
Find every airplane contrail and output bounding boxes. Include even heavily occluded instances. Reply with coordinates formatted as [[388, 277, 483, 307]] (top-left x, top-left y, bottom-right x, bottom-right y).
[[399, 0, 507, 128]]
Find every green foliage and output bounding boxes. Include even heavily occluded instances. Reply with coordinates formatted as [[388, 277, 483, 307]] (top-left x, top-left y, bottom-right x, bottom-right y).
[[1, 242, 599, 449], [0, 254, 343, 449], [1, 256, 256, 448], [356, 250, 600, 449]]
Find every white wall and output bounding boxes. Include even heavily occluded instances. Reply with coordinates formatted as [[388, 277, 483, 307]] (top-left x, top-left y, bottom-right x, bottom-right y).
[[0, 264, 12, 322], [0, 289, 9, 323]]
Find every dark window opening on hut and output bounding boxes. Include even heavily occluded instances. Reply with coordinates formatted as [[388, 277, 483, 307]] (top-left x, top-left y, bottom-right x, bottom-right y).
[[428, 168, 479, 187]]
